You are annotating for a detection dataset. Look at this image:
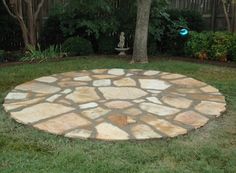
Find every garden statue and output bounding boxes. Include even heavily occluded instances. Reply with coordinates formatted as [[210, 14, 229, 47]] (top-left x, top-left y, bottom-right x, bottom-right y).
[[115, 32, 130, 56]]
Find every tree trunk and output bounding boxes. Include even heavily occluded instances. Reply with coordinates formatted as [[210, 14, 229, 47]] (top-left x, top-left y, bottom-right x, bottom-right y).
[[132, 0, 152, 63], [222, 0, 231, 32]]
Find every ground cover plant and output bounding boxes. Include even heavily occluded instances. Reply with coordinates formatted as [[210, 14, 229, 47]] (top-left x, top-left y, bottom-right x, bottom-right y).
[[0, 56, 235, 173]]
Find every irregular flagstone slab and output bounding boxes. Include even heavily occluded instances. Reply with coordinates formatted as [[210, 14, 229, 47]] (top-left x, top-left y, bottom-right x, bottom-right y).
[[93, 79, 111, 87], [143, 70, 160, 76], [99, 87, 147, 100], [170, 78, 206, 88], [16, 82, 61, 94], [108, 69, 125, 76], [195, 101, 226, 117], [65, 129, 92, 139], [139, 79, 171, 90], [5, 92, 28, 100], [34, 113, 91, 135], [96, 123, 129, 140], [131, 124, 162, 139], [82, 107, 110, 119], [174, 111, 209, 129], [141, 115, 187, 137], [35, 76, 58, 83], [74, 76, 92, 82], [161, 96, 193, 109], [160, 74, 185, 80], [113, 78, 136, 87], [10, 103, 74, 124], [66, 87, 100, 103], [140, 102, 180, 116], [4, 97, 44, 111], [4, 69, 226, 141], [105, 101, 133, 109]]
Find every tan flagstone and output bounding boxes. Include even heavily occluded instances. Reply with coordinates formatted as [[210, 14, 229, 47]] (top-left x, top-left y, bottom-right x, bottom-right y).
[[127, 116, 136, 124], [79, 102, 98, 109], [108, 114, 128, 127], [147, 90, 161, 94], [66, 87, 100, 103], [58, 81, 87, 88], [131, 124, 162, 139], [146, 97, 162, 104], [143, 70, 160, 76], [162, 96, 193, 109], [189, 94, 225, 102], [3, 97, 44, 111], [141, 115, 187, 137], [200, 85, 219, 93], [92, 75, 118, 79], [105, 101, 133, 109], [170, 78, 206, 87], [65, 129, 92, 139], [160, 74, 185, 80], [82, 107, 110, 119], [61, 72, 85, 77], [61, 89, 72, 94], [124, 108, 142, 116], [35, 76, 58, 83], [11, 103, 74, 124], [174, 111, 209, 129], [99, 87, 147, 100], [139, 79, 170, 90], [46, 94, 61, 102], [16, 82, 61, 94], [195, 101, 226, 117], [133, 99, 146, 103], [176, 88, 201, 94], [113, 78, 136, 87], [108, 69, 125, 76], [5, 92, 29, 100], [92, 69, 107, 74], [93, 79, 111, 86], [34, 113, 91, 134], [96, 122, 129, 140], [140, 102, 180, 116], [74, 76, 92, 81]]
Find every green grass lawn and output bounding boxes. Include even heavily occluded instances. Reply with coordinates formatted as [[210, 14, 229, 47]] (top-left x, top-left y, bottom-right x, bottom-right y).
[[0, 56, 236, 173]]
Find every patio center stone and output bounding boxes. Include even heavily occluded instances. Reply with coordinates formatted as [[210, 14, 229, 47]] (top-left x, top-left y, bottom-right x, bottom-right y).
[[3, 69, 226, 141]]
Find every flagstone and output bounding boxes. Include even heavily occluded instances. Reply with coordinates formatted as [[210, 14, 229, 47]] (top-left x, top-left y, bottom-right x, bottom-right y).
[[200, 85, 219, 93], [92, 69, 107, 74], [113, 78, 136, 86], [143, 70, 160, 76], [174, 111, 209, 129], [66, 87, 100, 103], [79, 102, 98, 109], [16, 82, 61, 94], [58, 81, 87, 88], [147, 90, 161, 94], [189, 94, 225, 102], [124, 108, 142, 116], [195, 101, 226, 117], [82, 107, 110, 119], [108, 69, 125, 76], [74, 76, 92, 81], [139, 79, 171, 90], [65, 129, 92, 139], [46, 94, 61, 102], [92, 75, 117, 79], [96, 123, 129, 140], [34, 113, 91, 134], [11, 103, 74, 124], [162, 96, 193, 109], [108, 114, 128, 127], [146, 97, 162, 104], [132, 124, 162, 139], [133, 99, 146, 103], [141, 115, 187, 137], [5, 92, 29, 100], [160, 74, 185, 80], [99, 87, 147, 100], [140, 102, 180, 116], [93, 79, 111, 86], [61, 89, 72, 94], [105, 101, 133, 109], [35, 76, 58, 83], [170, 78, 206, 87]]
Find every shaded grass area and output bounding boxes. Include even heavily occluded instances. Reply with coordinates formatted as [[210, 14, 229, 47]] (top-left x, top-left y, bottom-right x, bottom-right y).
[[0, 56, 236, 173]]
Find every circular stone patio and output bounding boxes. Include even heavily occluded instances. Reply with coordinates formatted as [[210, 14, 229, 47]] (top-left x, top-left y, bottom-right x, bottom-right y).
[[3, 69, 226, 141]]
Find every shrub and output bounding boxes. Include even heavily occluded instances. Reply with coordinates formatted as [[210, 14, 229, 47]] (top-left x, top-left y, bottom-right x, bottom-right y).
[[229, 35, 236, 61], [97, 35, 117, 54], [62, 37, 94, 56], [185, 31, 212, 60], [0, 50, 5, 62], [21, 45, 63, 62], [209, 32, 232, 61]]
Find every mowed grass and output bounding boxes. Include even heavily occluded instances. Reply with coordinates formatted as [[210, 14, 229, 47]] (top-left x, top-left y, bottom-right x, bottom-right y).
[[0, 56, 235, 173]]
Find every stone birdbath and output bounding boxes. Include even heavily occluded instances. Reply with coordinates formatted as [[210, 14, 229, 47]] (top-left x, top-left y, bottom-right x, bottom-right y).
[[115, 32, 130, 56]]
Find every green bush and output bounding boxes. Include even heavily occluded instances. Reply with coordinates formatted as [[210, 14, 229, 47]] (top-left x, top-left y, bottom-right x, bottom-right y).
[[62, 37, 94, 56], [185, 31, 212, 59], [0, 50, 5, 62], [97, 35, 116, 54], [209, 32, 232, 61], [229, 35, 236, 61]]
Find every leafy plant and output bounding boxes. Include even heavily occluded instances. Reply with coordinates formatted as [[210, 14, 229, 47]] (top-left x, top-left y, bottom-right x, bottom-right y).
[[185, 31, 212, 60], [229, 34, 236, 61], [21, 45, 63, 62], [62, 37, 94, 56], [97, 35, 117, 54], [209, 32, 232, 61]]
